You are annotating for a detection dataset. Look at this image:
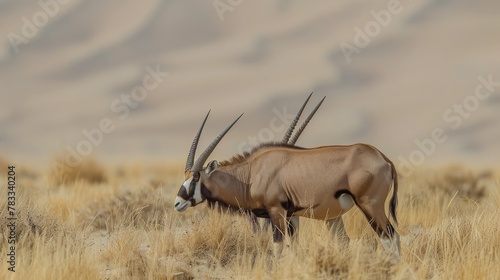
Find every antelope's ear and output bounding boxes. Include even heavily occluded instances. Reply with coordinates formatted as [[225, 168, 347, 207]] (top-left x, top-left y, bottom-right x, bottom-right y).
[[205, 160, 218, 177]]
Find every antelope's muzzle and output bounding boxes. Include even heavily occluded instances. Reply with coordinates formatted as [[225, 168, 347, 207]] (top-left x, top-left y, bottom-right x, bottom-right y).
[[174, 196, 191, 212]]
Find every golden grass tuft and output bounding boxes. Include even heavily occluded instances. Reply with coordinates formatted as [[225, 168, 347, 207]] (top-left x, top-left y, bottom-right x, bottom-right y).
[[1, 162, 499, 279], [77, 183, 171, 231], [49, 154, 107, 186], [424, 164, 492, 199]]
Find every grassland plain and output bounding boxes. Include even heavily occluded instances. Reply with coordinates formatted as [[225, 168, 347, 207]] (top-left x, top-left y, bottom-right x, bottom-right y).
[[0, 156, 499, 280]]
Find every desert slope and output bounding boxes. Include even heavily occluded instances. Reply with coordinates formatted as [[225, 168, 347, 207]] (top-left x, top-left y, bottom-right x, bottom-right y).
[[1, 0, 499, 165]]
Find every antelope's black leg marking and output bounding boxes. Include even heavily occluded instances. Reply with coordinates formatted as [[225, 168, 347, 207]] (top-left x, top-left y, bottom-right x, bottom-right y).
[[287, 221, 295, 237], [273, 224, 284, 242]]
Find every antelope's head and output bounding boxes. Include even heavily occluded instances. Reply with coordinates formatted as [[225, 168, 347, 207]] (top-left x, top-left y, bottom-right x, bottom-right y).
[[174, 111, 242, 212], [174, 92, 325, 212]]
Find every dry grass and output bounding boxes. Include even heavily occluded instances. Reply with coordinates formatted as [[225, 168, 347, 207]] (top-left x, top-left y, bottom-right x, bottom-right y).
[[49, 154, 107, 186], [0, 159, 499, 279]]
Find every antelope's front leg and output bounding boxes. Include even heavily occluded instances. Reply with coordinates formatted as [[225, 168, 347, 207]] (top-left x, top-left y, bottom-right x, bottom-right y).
[[246, 212, 260, 232], [268, 207, 287, 258]]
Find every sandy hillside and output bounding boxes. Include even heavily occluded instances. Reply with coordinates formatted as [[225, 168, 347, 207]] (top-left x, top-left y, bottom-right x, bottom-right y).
[[1, 0, 499, 166]]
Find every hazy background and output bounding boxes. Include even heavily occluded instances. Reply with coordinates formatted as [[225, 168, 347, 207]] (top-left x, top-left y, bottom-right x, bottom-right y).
[[1, 0, 499, 167]]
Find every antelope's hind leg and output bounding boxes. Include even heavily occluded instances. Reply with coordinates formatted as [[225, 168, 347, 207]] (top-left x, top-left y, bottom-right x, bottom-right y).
[[357, 203, 401, 259]]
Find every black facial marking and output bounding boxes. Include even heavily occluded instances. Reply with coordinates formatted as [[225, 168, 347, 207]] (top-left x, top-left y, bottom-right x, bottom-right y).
[[188, 175, 198, 197], [177, 185, 190, 200]]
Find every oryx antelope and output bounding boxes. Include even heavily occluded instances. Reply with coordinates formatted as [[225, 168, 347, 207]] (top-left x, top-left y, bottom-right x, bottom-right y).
[[259, 93, 325, 235], [183, 93, 325, 234], [174, 97, 401, 258]]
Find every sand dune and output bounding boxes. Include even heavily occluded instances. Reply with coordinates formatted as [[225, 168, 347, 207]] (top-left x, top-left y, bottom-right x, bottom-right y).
[[1, 0, 499, 166]]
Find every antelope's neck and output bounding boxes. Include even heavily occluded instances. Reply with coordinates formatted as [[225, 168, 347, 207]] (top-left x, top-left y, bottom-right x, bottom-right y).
[[218, 163, 250, 183], [209, 164, 252, 209]]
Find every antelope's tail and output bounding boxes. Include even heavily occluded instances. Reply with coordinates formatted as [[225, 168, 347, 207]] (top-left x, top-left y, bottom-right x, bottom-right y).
[[388, 161, 399, 225], [379, 151, 399, 225]]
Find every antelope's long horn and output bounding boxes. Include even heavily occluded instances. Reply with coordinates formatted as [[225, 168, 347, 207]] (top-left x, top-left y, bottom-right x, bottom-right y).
[[289, 96, 326, 145], [192, 113, 243, 172], [282, 92, 313, 143], [185, 110, 210, 172]]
